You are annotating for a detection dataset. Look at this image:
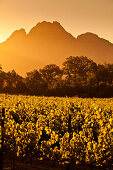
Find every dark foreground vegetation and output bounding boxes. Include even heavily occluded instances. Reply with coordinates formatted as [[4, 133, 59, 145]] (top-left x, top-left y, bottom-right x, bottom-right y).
[[0, 56, 113, 97], [2, 152, 113, 170]]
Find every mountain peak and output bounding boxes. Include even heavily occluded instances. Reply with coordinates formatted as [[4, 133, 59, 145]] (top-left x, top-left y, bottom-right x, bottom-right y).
[[77, 32, 99, 40], [35, 21, 62, 28], [28, 21, 66, 37], [11, 28, 26, 36], [36, 21, 61, 26], [7, 28, 26, 41]]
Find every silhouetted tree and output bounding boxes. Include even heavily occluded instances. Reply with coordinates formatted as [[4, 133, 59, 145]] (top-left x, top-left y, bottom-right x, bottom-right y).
[[62, 56, 97, 87], [39, 64, 62, 90], [0, 66, 6, 92], [96, 64, 108, 85], [0, 64, 2, 71], [3, 70, 26, 94], [25, 69, 47, 95], [104, 63, 113, 84], [0, 57, 113, 97], [95, 63, 113, 97]]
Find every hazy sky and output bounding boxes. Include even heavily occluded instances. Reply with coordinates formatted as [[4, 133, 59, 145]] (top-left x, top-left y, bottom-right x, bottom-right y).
[[0, 0, 113, 43]]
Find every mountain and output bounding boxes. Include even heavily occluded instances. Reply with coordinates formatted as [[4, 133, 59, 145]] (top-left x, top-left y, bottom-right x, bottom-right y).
[[0, 21, 113, 76]]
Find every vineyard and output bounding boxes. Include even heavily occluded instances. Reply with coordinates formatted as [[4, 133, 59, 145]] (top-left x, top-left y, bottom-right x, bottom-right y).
[[0, 94, 113, 169]]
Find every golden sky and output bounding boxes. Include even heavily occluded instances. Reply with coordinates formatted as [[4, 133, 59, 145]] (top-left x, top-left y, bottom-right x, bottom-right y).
[[0, 0, 113, 43]]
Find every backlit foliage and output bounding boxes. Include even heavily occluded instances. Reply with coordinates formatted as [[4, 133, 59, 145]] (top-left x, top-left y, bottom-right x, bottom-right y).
[[0, 94, 113, 166]]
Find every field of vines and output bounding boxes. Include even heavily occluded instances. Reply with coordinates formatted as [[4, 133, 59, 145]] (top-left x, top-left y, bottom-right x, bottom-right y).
[[0, 94, 113, 167]]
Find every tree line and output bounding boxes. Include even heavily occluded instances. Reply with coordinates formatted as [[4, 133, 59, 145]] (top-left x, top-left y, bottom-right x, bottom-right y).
[[0, 56, 113, 97]]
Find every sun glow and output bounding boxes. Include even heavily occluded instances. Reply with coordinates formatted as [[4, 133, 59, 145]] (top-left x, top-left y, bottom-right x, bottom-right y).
[[0, 34, 7, 43]]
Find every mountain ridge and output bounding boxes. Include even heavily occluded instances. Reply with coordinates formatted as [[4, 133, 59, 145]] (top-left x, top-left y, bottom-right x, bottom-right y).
[[0, 21, 113, 76]]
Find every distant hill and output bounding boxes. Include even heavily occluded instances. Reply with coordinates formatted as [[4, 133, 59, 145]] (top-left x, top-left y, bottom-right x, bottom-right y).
[[0, 21, 113, 76]]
